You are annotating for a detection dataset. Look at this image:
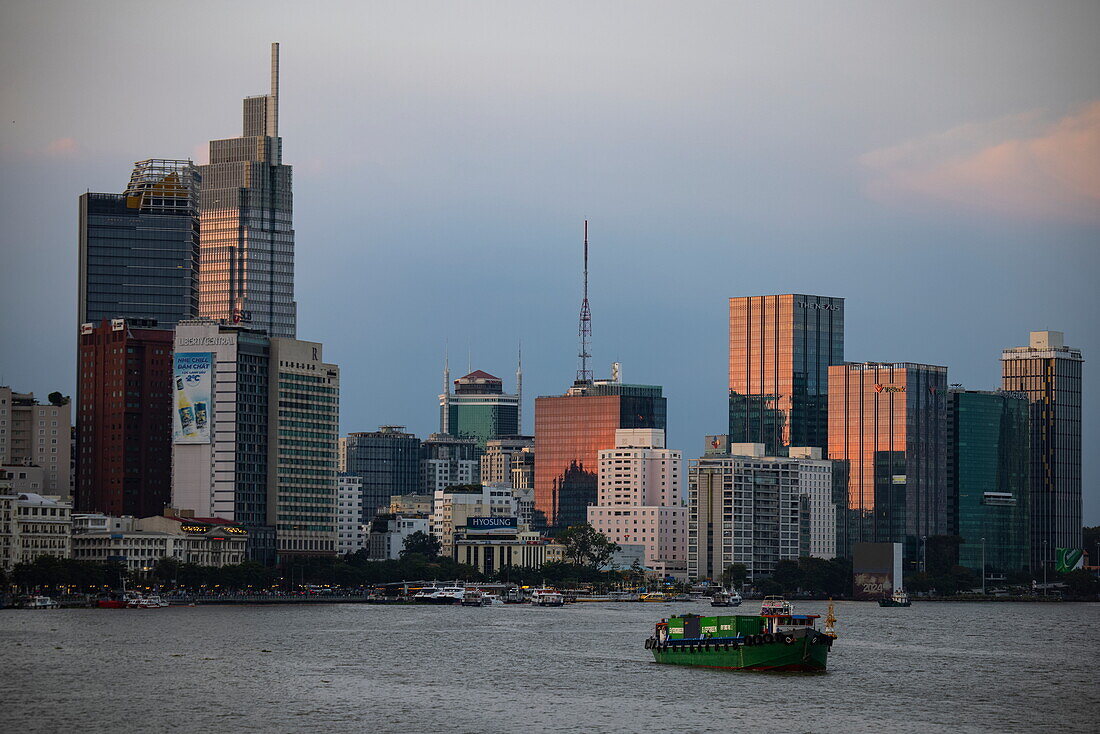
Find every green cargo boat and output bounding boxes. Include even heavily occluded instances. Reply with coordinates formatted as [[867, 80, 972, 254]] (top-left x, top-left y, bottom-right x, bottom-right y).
[[644, 598, 835, 672]]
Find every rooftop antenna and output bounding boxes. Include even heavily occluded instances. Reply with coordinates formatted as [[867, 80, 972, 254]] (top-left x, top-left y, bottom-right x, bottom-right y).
[[441, 346, 451, 434], [576, 220, 593, 383], [516, 342, 523, 434]]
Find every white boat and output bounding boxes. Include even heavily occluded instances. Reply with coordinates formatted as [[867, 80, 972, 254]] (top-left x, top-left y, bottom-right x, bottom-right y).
[[126, 593, 169, 609], [530, 588, 564, 607], [482, 594, 505, 606], [710, 589, 743, 607], [760, 595, 793, 616], [412, 585, 466, 605], [24, 595, 59, 609]]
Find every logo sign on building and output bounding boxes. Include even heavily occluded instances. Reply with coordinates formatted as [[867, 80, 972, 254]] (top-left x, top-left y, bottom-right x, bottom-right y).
[[874, 384, 905, 393], [173, 352, 213, 444], [1055, 548, 1084, 573], [467, 517, 518, 533]]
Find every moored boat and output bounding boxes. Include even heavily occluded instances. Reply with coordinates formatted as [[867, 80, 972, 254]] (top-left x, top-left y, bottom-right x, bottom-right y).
[[530, 588, 564, 606], [645, 599, 834, 672], [640, 592, 671, 602], [21, 595, 59, 609], [412, 585, 467, 605], [710, 590, 743, 607], [879, 589, 911, 607]]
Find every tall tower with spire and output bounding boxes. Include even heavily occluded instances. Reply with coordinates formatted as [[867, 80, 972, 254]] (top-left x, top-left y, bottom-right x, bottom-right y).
[[198, 42, 297, 337], [576, 220, 593, 384]]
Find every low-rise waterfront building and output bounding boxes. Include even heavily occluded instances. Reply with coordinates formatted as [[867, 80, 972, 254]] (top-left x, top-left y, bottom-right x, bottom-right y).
[[366, 514, 429, 560], [0, 492, 73, 571], [71, 513, 247, 571], [452, 522, 564, 574], [430, 483, 517, 556]]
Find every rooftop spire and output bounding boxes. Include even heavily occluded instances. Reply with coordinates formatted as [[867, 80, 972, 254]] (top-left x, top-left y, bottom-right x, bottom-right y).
[[576, 220, 593, 383], [268, 42, 280, 137]]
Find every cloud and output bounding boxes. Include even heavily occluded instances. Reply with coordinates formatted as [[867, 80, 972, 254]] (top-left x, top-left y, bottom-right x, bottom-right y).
[[859, 101, 1100, 224], [44, 137, 78, 156]]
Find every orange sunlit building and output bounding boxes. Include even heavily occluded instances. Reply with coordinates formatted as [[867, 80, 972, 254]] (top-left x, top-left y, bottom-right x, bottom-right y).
[[827, 362, 948, 562], [534, 381, 666, 530], [728, 294, 844, 456]]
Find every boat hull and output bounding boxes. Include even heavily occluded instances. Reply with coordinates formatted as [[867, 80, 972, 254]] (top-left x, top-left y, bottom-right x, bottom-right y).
[[648, 633, 831, 672], [878, 600, 911, 607]]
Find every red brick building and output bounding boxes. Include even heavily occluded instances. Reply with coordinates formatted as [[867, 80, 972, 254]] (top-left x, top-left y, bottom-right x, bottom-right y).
[[76, 318, 174, 516]]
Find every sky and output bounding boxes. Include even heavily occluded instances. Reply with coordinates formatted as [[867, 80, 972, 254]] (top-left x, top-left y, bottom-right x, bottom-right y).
[[1, 1, 1098, 522]]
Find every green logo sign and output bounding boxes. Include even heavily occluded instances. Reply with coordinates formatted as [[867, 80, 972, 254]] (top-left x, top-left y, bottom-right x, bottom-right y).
[[1055, 548, 1084, 573]]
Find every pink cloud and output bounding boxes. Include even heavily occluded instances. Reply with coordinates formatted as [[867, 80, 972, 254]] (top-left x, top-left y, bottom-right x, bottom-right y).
[[44, 137, 78, 156], [859, 101, 1100, 224]]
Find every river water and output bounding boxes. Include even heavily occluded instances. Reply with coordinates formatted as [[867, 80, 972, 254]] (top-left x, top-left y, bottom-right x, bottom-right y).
[[2, 600, 1096, 733]]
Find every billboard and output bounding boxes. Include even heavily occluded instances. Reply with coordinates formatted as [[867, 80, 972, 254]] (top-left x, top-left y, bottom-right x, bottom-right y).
[[852, 542, 903, 600], [173, 352, 212, 444], [466, 517, 518, 534], [1056, 548, 1084, 573]]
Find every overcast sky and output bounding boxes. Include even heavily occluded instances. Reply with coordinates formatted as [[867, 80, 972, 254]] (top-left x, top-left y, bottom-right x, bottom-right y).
[[2, 1, 1097, 522]]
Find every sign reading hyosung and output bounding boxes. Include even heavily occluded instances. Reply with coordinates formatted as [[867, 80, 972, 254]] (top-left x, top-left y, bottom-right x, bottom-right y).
[[173, 352, 213, 444], [467, 517, 518, 533]]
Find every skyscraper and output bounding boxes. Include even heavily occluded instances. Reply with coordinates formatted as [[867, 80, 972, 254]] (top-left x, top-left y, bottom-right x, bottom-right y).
[[198, 43, 296, 337], [1001, 331, 1083, 570], [78, 159, 200, 328], [728, 294, 844, 455], [76, 319, 173, 516], [534, 379, 666, 530], [343, 427, 422, 524], [439, 370, 520, 448], [947, 389, 1030, 576], [827, 362, 948, 564]]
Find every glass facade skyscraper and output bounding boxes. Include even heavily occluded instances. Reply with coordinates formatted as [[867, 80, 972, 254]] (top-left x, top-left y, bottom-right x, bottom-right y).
[[827, 362, 948, 564], [947, 389, 1030, 576], [78, 159, 200, 328], [440, 370, 520, 449], [198, 43, 297, 337], [1001, 331, 1083, 570], [343, 427, 422, 524], [728, 294, 844, 455], [534, 381, 666, 530]]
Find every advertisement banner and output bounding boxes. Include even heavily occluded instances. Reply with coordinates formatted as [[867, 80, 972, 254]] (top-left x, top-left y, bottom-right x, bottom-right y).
[[173, 352, 212, 444], [1055, 548, 1084, 573], [852, 542, 901, 600]]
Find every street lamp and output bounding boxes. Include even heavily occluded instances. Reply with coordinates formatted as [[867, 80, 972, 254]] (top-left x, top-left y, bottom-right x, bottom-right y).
[[1042, 540, 1048, 596], [921, 535, 927, 574], [980, 537, 985, 595]]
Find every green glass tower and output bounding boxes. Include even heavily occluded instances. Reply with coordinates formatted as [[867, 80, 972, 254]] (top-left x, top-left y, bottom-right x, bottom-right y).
[[947, 389, 1030, 577], [439, 370, 519, 449]]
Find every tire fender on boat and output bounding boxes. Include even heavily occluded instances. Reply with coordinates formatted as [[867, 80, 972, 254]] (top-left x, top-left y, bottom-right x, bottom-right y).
[[783, 634, 795, 644], [762, 633, 774, 644]]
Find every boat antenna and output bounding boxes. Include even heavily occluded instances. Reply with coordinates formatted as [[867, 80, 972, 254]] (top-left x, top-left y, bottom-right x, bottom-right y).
[[576, 220, 592, 383]]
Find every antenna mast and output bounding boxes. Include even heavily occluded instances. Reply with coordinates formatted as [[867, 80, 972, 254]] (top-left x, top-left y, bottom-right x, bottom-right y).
[[576, 220, 593, 383], [516, 342, 523, 434]]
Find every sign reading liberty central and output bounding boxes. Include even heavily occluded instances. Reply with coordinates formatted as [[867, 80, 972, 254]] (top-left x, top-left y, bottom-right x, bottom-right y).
[[173, 352, 213, 444], [467, 517, 518, 533]]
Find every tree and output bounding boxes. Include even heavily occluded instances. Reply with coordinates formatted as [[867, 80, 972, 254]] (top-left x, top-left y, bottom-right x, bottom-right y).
[[47, 392, 69, 406], [558, 524, 619, 569], [722, 563, 748, 589], [1060, 569, 1099, 599], [772, 560, 803, 593], [925, 535, 963, 576], [401, 531, 441, 560]]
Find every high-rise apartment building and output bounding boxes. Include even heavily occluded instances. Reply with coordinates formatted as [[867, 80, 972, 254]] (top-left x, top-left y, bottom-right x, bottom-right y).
[[480, 437, 534, 486], [268, 338, 339, 558], [827, 362, 948, 563], [198, 43, 296, 337], [337, 475, 365, 555], [728, 294, 844, 455], [343, 427, 422, 524], [1001, 331, 1083, 569], [76, 319, 173, 516], [78, 159, 200, 329], [789, 446, 839, 560], [947, 389, 1030, 576], [534, 379, 666, 530], [0, 387, 71, 498], [440, 370, 520, 448], [687, 440, 816, 582], [587, 429, 686, 578]]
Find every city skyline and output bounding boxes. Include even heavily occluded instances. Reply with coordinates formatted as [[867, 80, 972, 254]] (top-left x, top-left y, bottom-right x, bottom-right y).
[[1, 2, 1097, 523]]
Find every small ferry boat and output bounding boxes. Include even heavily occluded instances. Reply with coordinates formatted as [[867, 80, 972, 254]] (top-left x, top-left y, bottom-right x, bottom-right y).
[[530, 588, 565, 607], [461, 590, 489, 606], [22, 595, 59, 609], [645, 598, 834, 672], [710, 590, 743, 607], [640, 592, 672, 602], [879, 589, 911, 607]]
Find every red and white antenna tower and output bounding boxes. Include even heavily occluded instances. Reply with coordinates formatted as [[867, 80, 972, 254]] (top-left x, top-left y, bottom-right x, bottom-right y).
[[576, 220, 593, 383]]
